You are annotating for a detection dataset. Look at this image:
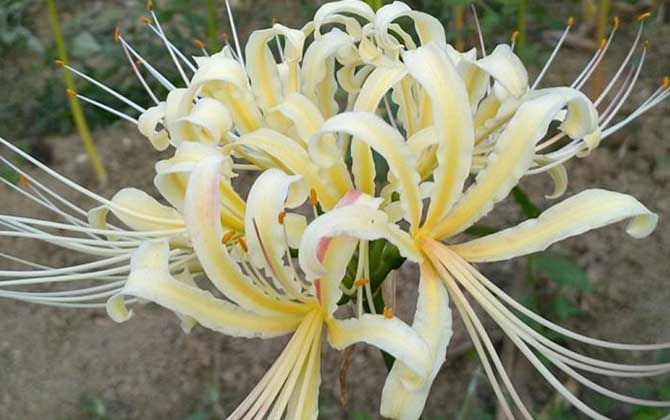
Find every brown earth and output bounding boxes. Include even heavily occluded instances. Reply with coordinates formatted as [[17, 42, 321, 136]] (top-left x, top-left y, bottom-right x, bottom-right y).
[[0, 2, 669, 419]]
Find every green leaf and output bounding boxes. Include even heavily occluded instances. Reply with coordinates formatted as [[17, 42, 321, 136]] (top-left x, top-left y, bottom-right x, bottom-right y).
[[552, 295, 581, 321], [71, 31, 101, 57], [534, 254, 592, 292], [464, 224, 498, 237], [511, 186, 541, 218]]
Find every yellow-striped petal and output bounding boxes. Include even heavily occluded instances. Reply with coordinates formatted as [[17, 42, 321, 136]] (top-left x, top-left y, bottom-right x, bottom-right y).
[[312, 112, 423, 229], [375, 2, 446, 51], [432, 88, 598, 239], [185, 156, 308, 315], [245, 169, 308, 298], [273, 93, 353, 196], [381, 262, 452, 420], [173, 97, 233, 145], [105, 188, 183, 231], [226, 128, 339, 209], [472, 44, 528, 99], [451, 189, 658, 262], [153, 143, 244, 231], [350, 64, 408, 194], [191, 56, 263, 133], [301, 28, 354, 118], [173, 267, 199, 334], [115, 240, 303, 338], [246, 24, 305, 110], [326, 314, 432, 390], [313, 0, 374, 38], [403, 43, 474, 231], [137, 103, 169, 151], [298, 192, 420, 314]]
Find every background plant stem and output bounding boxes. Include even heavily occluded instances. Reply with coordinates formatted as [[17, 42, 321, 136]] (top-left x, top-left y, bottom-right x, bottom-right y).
[[364, 0, 383, 11], [206, 0, 218, 52], [453, 4, 465, 51], [517, 0, 528, 51], [592, 0, 611, 97], [45, 0, 107, 183]]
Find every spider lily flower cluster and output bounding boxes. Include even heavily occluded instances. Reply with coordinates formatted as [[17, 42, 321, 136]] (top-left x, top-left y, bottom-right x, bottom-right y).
[[1, 0, 670, 418]]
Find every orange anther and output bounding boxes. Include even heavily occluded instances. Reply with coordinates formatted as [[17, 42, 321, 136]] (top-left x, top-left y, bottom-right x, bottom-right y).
[[193, 39, 205, 49], [278, 211, 286, 225], [662, 76, 669, 90], [135, 59, 143, 67], [638, 12, 652, 22], [613, 16, 620, 30], [113, 26, 121, 42], [309, 188, 318, 207], [237, 237, 248, 253], [383, 307, 394, 319], [567, 16, 575, 27], [222, 32, 229, 42], [354, 278, 369, 288], [147, 0, 154, 11], [140, 16, 152, 25], [599, 38, 607, 49], [18, 174, 29, 188], [511, 30, 519, 43], [221, 230, 235, 244], [66, 88, 77, 98], [54, 59, 65, 66]]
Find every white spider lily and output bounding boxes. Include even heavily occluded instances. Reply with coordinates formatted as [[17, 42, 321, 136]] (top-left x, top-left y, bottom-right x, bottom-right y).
[[300, 41, 670, 419], [1, 1, 669, 418], [0, 138, 191, 309], [108, 160, 432, 419], [60, 2, 667, 200]]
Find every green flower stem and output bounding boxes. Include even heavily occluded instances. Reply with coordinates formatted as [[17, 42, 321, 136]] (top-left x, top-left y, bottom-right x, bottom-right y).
[[206, 0, 218, 52], [364, 0, 384, 11], [453, 4, 465, 51], [593, 0, 611, 97], [517, 0, 527, 51], [46, 0, 107, 183]]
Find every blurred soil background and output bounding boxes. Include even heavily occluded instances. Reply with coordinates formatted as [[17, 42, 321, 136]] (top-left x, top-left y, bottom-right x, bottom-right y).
[[0, 0, 669, 419]]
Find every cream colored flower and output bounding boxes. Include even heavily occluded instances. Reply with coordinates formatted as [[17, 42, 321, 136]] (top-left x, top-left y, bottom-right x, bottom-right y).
[[2, 1, 669, 419], [108, 160, 432, 419]]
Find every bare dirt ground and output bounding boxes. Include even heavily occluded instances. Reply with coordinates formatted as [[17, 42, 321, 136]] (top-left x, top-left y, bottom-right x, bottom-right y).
[[1, 3, 669, 420]]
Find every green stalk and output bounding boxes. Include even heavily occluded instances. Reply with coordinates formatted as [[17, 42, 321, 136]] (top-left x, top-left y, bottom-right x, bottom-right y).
[[453, 4, 465, 51], [592, 0, 611, 97], [517, 0, 527, 51], [46, 0, 107, 183], [206, 0, 218, 52], [364, 0, 383, 11]]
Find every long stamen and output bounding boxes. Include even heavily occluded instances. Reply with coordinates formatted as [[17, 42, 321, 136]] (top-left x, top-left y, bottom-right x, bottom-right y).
[[595, 14, 648, 107], [430, 245, 646, 419], [148, 8, 191, 85], [470, 5, 486, 57], [433, 259, 532, 419], [120, 38, 160, 105], [510, 30, 519, 51], [224, 0, 245, 68], [573, 17, 619, 90], [193, 39, 210, 57], [251, 219, 304, 301], [56, 61, 146, 114], [532, 17, 574, 90], [598, 46, 647, 130], [0, 138, 184, 227], [68, 89, 139, 124], [596, 82, 669, 140], [141, 16, 198, 73], [118, 35, 176, 90]]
